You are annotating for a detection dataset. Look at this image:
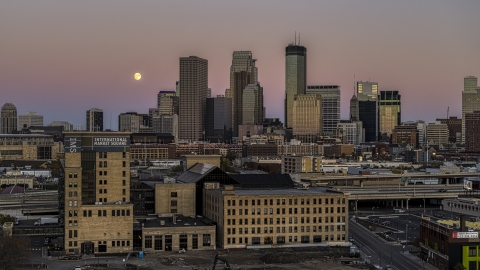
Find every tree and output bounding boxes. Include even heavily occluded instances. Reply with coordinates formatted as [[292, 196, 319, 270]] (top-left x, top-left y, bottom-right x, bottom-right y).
[[0, 213, 15, 224], [0, 235, 30, 270], [453, 262, 466, 270]]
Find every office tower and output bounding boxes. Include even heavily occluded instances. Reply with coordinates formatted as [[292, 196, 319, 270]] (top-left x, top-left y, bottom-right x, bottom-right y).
[[436, 116, 462, 143], [337, 120, 364, 145], [207, 88, 211, 98], [306, 85, 340, 137], [1, 103, 17, 134], [76, 124, 82, 131], [205, 95, 232, 143], [357, 81, 378, 142], [392, 126, 418, 148], [225, 51, 257, 137], [242, 83, 264, 125], [179, 56, 208, 141], [378, 91, 401, 141], [48, 121, 74, 131], [86, 108, 103, 132], [462, 76, 480, 143], [118, 112, 141, 133], [63, 132, 133, 255], [176, 81, 180, 97], [465, 111, 480, 152], [349, 94, 359, 122], [427, 121, 449, 145], [152, 114, 179, 141], [292, 94, 322, 143], [285, 44, 307, 129], [157, 91, 179, 115], [18, 111, 43, 129]]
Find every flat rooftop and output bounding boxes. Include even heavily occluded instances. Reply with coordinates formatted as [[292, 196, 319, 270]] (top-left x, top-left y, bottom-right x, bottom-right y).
[[208, 186, 343, 196]]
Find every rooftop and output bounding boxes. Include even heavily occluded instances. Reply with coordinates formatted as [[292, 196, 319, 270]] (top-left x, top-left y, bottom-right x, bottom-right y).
[[209, 186, 343, 196]]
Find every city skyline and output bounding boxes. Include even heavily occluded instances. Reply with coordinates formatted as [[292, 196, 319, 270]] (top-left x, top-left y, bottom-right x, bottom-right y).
[[1, 1, 480, 129]]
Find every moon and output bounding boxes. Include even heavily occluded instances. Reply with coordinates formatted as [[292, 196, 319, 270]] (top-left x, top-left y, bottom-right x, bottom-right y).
[[134, 73, 141, 80]]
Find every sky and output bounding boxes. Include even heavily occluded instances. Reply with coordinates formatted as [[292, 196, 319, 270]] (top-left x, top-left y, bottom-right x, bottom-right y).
[[1, 0, 480, 130]]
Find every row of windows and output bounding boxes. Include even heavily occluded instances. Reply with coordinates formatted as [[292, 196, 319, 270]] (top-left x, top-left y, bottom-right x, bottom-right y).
[[144, 234, 211, 249], [227, 216, 345, 225], [98, 161, 128, 168], [68, 230, 78, 238], [99, 152, 127, 158], [99, 180, 127, 186], [226, 234, 345, 245], [227, 225, 345, 235], [227, 197, 345, 207], [68, 182, 78, 187], [68, 173, 78, 178], [94, 209, 131, 217], [226, 207, 345, 215]]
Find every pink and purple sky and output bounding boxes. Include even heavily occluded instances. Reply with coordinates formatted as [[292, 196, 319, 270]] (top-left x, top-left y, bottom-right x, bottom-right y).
[[1, 1, 480, 130]]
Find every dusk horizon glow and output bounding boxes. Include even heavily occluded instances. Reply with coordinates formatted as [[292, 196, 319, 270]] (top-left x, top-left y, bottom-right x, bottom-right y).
[[2, 1, 480, 130]]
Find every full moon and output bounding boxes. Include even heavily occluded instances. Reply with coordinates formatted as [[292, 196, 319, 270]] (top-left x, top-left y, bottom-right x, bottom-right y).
[[134, 73, 141, 80]]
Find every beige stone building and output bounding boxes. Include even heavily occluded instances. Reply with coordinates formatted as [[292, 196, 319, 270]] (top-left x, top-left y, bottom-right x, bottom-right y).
[[141, 215, 216, 252], [0, 134, 62, 160], [292, 94, 322, 143], [282, 156, 322, 174], [154, 179, 196, 215], [203, 184, 349, 249], [63, 132, 133, 255]]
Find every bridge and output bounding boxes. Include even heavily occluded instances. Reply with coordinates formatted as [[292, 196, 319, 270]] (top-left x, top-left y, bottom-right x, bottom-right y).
[[338, 184, 468, 210], [13, 225, 64, 237], [302, 172, 479, 186]]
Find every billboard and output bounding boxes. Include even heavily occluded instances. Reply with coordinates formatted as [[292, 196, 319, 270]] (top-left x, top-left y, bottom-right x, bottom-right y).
[[64, 136, 130, 153], [464, 180, 473, 191], [452, 232, 478, 239]]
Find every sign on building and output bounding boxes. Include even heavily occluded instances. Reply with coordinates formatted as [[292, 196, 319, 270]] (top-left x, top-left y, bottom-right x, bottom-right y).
[[452, 232, 478, 238]]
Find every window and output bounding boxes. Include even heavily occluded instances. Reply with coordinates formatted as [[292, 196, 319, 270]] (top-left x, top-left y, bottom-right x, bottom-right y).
[[171, 192, 177, 198], [145, 235, 152, 249], [123, 161, 126, 167], [122, 171, 126, 177], [154, 236, 162, 250], [252, 237, 260, 245], [123, 189, 126, 195], [203, 234, 211, 246], [112, 210, 116, 216], [122, 180, 126, 186], [192, 234, 198, 249], [470, 247, 477, 257]]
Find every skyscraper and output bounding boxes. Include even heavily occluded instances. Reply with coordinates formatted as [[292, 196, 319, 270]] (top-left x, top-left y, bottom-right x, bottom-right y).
[[462, 76, 480, 143], [292, 94, 322, 143], [349, 95, 359, 122], [242, 83, 264, 125], [306, 85, 340, 137], [157, 91, 179, 115], [179, 56, 208, 141], [1, 103, 17, 134], [285, 44, 307, 129], [86, 108, 103, 132], [357, 81, 378, 142], [378, 91, 401, 141], [225, 51, 257, 137], [18, 112, 43, 129], [465, 111, 480, 152], [205, 95, 232, 143]]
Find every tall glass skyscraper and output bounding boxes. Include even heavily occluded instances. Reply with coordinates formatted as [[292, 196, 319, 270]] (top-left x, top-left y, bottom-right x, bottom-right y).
[[242, 83, 264, 125], [462, 76, 480, 143], [378, 91, 401, 141], [86, 108, 103, 132], [225, 51, 257, 137], [357, 81, 378, 142], [205, 95, 232, 143], [306, 85, 340, 137], [285, 44, 306, 129], [179, 56, 208, 141]]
